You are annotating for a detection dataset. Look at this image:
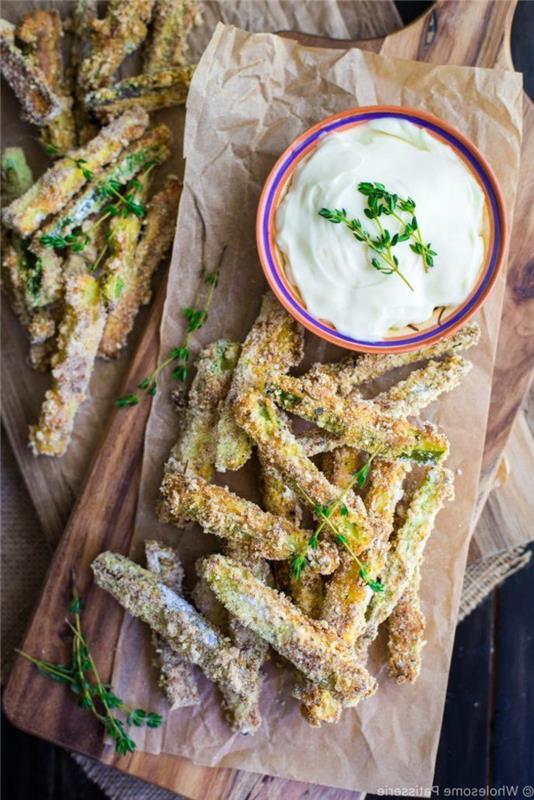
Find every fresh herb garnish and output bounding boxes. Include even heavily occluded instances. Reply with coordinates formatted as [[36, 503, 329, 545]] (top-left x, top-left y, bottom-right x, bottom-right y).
[[117, 202, 227, 409], [16, 578, 162, 755], [290, 450, 384, 593], [40, 159, 157, 257], [319, 182, 437, 290], [117, 267, 220, 407], [358, 182, 437, 271]]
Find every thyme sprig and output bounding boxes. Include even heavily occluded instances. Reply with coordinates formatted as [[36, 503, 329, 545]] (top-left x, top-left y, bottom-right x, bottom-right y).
[[16, 578, 162, 755], [117, 264, 222, 408], [319, 207, 414, 291], [291, 450, 384, 593], [358, 182, 437, 270], [39, 161, 157, 256], [319, 181, 437, 290]]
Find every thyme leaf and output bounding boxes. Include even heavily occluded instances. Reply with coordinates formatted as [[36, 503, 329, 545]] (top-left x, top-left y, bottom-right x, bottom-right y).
[[16, 577, 162, 756]]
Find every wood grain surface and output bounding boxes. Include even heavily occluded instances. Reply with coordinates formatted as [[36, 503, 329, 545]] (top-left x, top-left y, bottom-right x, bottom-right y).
[[4, 2, 534, 798]]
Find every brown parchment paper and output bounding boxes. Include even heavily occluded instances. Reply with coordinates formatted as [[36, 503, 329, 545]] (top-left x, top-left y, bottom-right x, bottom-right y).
[[108, 24, 523, 794], [2, 1, 398, 543]]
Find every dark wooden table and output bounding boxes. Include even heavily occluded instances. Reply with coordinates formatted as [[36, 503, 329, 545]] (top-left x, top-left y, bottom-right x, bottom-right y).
[[2, 2, 533, 798]]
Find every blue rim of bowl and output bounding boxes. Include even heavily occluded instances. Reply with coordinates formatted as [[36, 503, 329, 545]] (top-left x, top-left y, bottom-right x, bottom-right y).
[[259, 108, 504, 350]]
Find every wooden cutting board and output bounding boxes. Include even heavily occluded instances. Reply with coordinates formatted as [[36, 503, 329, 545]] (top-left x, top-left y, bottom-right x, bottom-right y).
[[4, 2, 534, 798]]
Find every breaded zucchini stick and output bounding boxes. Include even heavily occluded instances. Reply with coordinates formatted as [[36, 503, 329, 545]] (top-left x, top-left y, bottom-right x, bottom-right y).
[[260, 457, 302, 528], [260, 455, 321, 619], [16, 9, 76, 153], [26, 124, 171, 309], [267, 375, 449, 465], [321, 447, 360, 490], [374, 355, 472, 418], [0, 19, 67, 126], [222, 543, 272, 672], [98, 175, 181, 357], [298, 323, 481, 398], [100, 168, 153, 308], [357, 466, 454, 657], [200, 555, 376, 704], [0, 149, 55, 372], [235, 391, 374, 556], [144, 0, 200, 72], [159, 471, 339, 574], [215, 292, 304, 472], [2, 107, 149, 236], [191, 569, 229, 632], [2, 237, 57, 371], [71, 0, 98, 144], [322, 460, 408, 644], [165, 340, 240, 480], [298, 457, 407, 725], [28, 256, 106, 457], [79, 0, 156, 91], [1, 147, 33, 203], [85, 67, 194, 119], [1, 149, 34, 324], [92, 551, 262, 734], [145, 540, 199, 708], [387, 564, 425, 684]]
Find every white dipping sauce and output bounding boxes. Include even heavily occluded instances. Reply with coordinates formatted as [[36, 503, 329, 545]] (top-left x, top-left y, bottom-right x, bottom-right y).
[[275, 119, 486, 340]]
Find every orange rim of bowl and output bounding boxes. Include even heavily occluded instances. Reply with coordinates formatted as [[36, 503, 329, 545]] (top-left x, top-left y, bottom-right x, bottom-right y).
[[256, 105, 508, 353]]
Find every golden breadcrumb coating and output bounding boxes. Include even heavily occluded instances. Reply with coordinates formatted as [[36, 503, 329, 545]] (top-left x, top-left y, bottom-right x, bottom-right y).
[[215, 292, 304, 472], [92, 551, 262, 734]]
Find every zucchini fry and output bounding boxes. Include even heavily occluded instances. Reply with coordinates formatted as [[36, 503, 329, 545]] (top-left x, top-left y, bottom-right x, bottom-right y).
[[299, 457, 407, 725], [91, 551, 262, 734], [235, 391, 374, 555], [26, 124, 171, 309], [259, 456, 322, 618], [357, 466, 454, 657], [0, 148, 56, 372], [165, 340, 240, 480], [191, 570, 229, 632], [1, 149, 34, 324], [298, 322, 480, 398], [387, 565, 425, 684], [144, 0, 200, 72], [16, 9, 76, 153], [28, 256, 106, 457], [267, 374, 449, 465], [98, 175, 181, 358], [71, 0, 98, 144], [79, 0, 156, 91], [100, 168, 153, 308], [0, 19, 67, 126], [322, 460, 408, 645], [215, 292, 304, 472], [223, 543, 272, 673], [260, 456, 302, 527], [2, 107, 149, 236], [374, 355, 472, 418], [145, 540, 199, 708], [1, 147, 33, 203], [159, 471, 339, 574], [85, 67, 194, 119], [321, 447, 360, 490], [200, 555, 376, 704]]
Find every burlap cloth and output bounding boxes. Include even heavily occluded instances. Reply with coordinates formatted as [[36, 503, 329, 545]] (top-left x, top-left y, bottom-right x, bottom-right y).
[[2, 431, 531, 800]]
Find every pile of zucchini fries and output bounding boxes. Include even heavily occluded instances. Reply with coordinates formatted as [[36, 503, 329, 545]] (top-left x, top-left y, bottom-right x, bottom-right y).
[[93, 293, 480, 733], [1, 1, 199, 456]]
